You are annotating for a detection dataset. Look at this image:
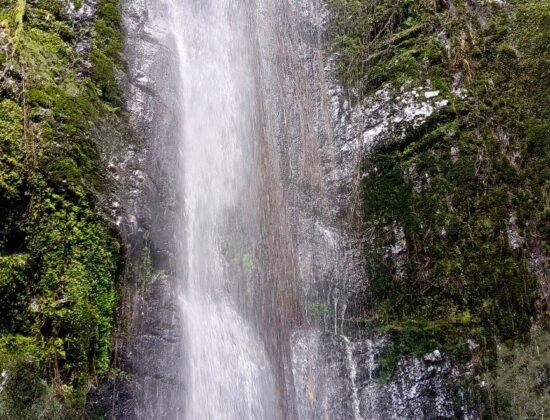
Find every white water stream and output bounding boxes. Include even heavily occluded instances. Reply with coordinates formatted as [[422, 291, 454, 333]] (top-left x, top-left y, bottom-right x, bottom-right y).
[[138, 0, 367, 418], [166, 1, 277, 418]]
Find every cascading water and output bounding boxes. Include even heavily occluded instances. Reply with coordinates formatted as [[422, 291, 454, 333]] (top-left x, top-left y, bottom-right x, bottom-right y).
[[165, 1, 278, 418], [124, 0, 378, 418]]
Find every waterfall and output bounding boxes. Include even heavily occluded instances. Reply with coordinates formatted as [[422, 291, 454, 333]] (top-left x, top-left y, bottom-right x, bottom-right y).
[[126, 0, 358, 418], [120, 0, 486, 417], [164, 1, 278, 418]]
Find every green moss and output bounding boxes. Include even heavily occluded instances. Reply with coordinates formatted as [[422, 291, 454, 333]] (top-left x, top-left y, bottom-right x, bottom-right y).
[[491, 326, 550, 418], [0, 100, 24, 200], [328, 0, 550, 409], [90, 0, 124, 106], [13, 0, 25, 41], [0, 255, 30, 332], [325, 0, 443, 94], [0, 0, 125, 415], [24, 192, 119, 375]]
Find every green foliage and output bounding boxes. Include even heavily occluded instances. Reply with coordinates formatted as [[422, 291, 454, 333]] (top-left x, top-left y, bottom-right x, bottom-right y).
[[492, 326, 550, 419], [515, 1, 550, 120], [24, 192, 119, 375], [362, 119, 539, 356], [0, 0, 125, 415], [0, 254, 30, 331], [325, 0, 443, 93], [90, 0, 124, 106], [0, 357, 79, 420], [0, 360, 47, 419], [328, 0, 550, 408], [0, 100, 24, 201]]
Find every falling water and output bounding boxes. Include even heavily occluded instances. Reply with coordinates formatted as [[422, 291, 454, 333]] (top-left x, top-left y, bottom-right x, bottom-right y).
[[128, 0, 363, 417], [166, 1, 278, 418]]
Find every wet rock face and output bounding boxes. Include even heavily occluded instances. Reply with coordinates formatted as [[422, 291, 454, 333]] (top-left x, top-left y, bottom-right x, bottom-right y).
[[291, 330, 361, 420], [276, 2, 476, 418], [89, 275, 185, 419], [288, 86, 469, 418], [369, 357, 458, 419], [122, 275, 186, 419], [97, 0, 185, 418], [119, 0, 180, 268], [291, 330, 471, 420]]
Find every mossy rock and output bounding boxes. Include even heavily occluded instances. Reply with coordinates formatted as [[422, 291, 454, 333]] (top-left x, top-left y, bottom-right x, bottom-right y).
[[327, 0, 550, 412], [0, 0, 125, 415]]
